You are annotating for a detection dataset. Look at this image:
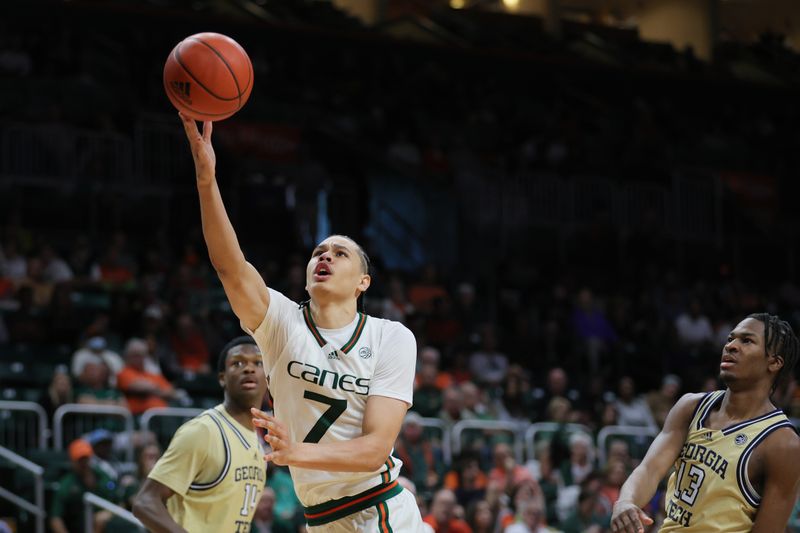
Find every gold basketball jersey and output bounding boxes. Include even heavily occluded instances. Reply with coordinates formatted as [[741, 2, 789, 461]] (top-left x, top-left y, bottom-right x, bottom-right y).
[[660, 390, 794, 532], [148, 405, 267, 533]]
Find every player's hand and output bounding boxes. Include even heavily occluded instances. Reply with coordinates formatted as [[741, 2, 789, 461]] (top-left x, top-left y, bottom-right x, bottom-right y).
[[611, 500, 653, 533], [179, 112, 216, 185], [251, 408, 294, 466]]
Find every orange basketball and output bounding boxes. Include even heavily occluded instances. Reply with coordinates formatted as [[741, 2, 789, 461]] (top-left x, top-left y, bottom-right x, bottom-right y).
[[163, 32, 253, 121]]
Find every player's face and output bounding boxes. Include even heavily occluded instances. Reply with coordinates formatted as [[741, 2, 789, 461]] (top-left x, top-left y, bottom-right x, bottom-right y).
[[306, 236, 370, 303], [221, 344, 267, 407], [720, 318, 783, 388]]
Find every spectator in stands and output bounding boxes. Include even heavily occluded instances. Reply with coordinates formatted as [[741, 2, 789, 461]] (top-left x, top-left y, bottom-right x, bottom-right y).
[[71, 336, 124, 385], [120, 442, 161, 509], [525, 441, 562, 526], [444, 453, 488, 508], [50, 438, 118, 533], [500, 365, 536, 422], [645, 374, 681, 428], [40, 243, 73, 283], [250, 487, 286, 533], [559, 488, 607, 533], [465, 499, 494, 533], [18, 256, 54, 309], [490, 442, 535, 496], [74, 361, 126, 407], [170, 312, 211, 373], [395, 411, 445, 498], [469, 323, 509, 388], [418, 346, 455, 390], [116, 337, 177, 415], [571, 288, 617, 373], [39, 366, 73, 420], [67, 235, 101, 283], [674, 299, 714, 349], [139, 304, 181, 379], [414, 361, 444, 417], [503, 499, 557, 533], [380, 275, 415, 323], [598, 459, 627, 511], [605, 439, 634, 472], [439, 385, 474, 429], [612, 376, 657, 431], [0, 240, 26, 282], [460, 381, 495, 420], [424, 489, 473, 533], [97, 233, 136, 287], [123, 337, 161, 375], [534, 368, 582, 419], [559, 433, 595, 487], [86, 428, 120, 481]]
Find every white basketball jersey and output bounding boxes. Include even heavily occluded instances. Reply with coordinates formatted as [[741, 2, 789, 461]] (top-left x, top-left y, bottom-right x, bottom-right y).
[[245, 288, 416, 507]]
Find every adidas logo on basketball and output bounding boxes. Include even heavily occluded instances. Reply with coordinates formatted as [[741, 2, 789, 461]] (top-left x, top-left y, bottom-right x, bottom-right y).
[[171, 81, 192, 103]]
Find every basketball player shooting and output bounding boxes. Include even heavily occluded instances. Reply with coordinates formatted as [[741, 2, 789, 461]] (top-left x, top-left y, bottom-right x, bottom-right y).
[[179, 113, 426, 532], [610, 313, 800, 533]]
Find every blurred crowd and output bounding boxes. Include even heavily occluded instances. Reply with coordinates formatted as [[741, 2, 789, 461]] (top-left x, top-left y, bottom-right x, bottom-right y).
[[2, 2, 800, 532], [2, 219, 800, 533]]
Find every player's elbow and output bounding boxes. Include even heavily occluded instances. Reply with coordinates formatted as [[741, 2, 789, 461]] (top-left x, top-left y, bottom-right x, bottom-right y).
[[131, 492, 154, 523], [362, 439, 393, 472]]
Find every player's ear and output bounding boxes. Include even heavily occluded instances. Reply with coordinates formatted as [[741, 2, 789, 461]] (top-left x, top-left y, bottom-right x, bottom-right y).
[[358, 274, 371, 293], [768, 353, 784, 374], [218, 371, 226, 390]]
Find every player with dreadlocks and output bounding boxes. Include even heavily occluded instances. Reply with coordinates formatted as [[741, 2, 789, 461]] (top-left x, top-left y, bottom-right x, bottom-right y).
[[611, 313, 800, 533]]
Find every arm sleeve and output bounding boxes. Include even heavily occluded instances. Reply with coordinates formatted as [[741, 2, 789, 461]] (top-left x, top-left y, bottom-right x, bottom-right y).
[[147, 420, 211, 496], [241, 288, 298, 374], [369, 322, 416, 406]]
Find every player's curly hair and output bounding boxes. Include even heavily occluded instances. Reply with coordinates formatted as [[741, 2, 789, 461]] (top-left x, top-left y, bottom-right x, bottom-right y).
[[747, 313, 800, 394], [217, 335, 258, 373]]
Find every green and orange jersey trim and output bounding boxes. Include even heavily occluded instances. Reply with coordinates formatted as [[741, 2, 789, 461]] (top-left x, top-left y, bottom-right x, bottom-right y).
[[303, 478, 402, 526], [302, 306, 367, 354]]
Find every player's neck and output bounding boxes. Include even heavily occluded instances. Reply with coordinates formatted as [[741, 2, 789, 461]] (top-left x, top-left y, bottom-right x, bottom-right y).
[[223, 399, 255, 430], [309, 299, 358, 329], [720, 388, 775, 421]]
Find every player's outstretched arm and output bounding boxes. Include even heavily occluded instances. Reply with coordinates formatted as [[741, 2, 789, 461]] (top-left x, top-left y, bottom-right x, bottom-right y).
[[751, 428, 800, 533], [132, 478, 186, 533], [611, 392, 703, 533], [252, 395, 408, 472], [180, 113, 269, 331]]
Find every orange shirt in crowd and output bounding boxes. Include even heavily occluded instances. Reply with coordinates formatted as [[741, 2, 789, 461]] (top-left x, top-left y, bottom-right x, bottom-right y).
[[116, 367, 171, 415], [423, 515, 473, 533]]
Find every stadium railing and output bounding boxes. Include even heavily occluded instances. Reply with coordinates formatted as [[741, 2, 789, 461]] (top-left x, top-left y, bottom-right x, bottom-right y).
[[418, 417, 452, 466], [596, 424, 658, 467], [140, 407, 203, 450], [83, 492, 144, 533], [0, 400, 48, 452], [451, 419, 527, 464], [53, 404, 135, 462], [524, 422, 592, 461], [0, 445, 45, 533]]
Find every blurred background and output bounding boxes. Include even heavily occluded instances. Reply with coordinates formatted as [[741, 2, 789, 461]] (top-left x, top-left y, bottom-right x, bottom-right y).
[[1, 0, 800, 531]]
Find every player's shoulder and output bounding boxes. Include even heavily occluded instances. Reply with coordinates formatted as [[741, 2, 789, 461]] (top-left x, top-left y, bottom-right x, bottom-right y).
[[366, 314, 415, 340], [668, 391, 713, 422], [173, 410, 217, 441]]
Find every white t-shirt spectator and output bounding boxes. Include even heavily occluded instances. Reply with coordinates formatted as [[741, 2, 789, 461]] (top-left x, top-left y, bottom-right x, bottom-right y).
[[675, 312, 714, 346]]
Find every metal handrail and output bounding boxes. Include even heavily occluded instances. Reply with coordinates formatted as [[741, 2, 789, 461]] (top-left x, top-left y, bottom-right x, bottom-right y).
[[83, 492, 144, 533], [53, 404, 134, 461], [418, 417, 452, 466], [597, 424, 658, 467], [140, 407, 203, 433], [451, 419, 526, 463], [0, 445, 45, 533], [0, 400, 48, 450], [524, 422, 592, 461]]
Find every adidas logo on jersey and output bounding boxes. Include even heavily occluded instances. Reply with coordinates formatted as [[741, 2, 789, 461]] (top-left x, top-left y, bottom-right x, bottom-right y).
[[327, 350, 340, 360], [702, 431, 713, 441]]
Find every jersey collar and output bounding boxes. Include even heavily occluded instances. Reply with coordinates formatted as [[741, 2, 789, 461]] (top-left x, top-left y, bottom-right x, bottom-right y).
[[302, 306, 367, 354]]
